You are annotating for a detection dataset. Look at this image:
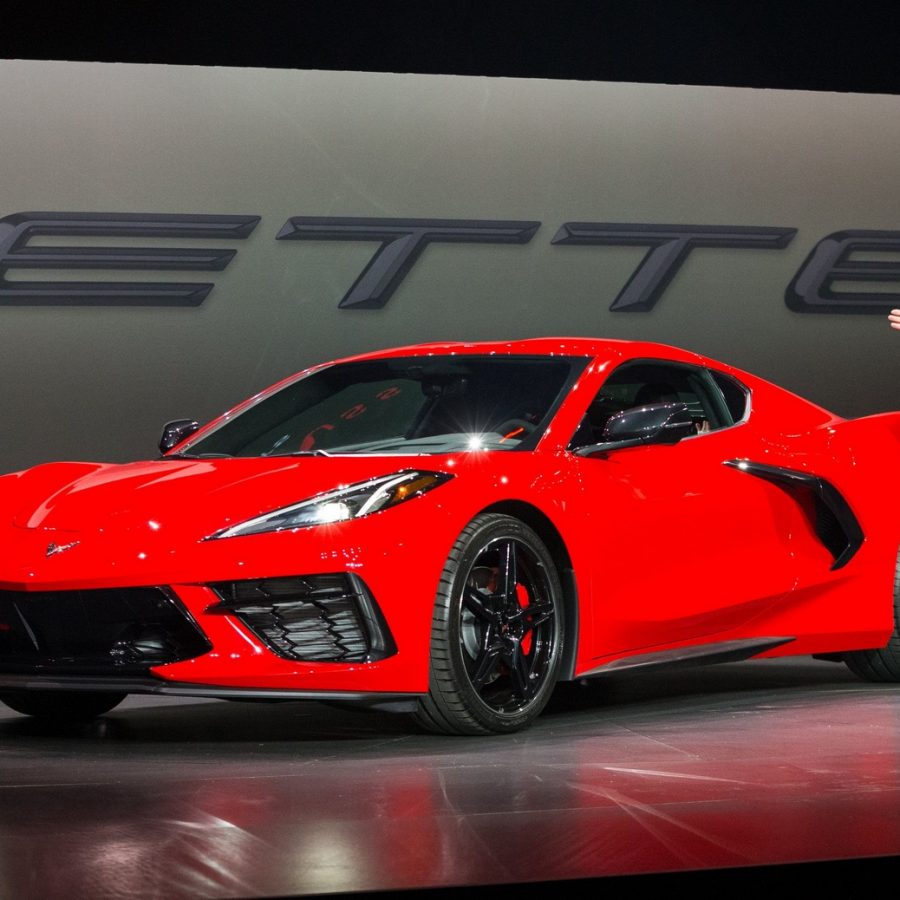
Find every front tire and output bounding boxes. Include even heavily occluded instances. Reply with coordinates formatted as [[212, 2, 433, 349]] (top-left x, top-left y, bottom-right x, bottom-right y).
[[0, 690, 127, 721], [844, 547, 900, 681], [415, 514, 565, 735]]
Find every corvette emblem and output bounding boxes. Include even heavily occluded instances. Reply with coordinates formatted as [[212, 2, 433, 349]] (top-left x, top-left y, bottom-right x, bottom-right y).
[[45, 541, 79, 557]]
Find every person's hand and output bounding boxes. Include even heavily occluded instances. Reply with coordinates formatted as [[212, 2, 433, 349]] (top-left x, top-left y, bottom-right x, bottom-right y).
[[889, 309, 900, 330]]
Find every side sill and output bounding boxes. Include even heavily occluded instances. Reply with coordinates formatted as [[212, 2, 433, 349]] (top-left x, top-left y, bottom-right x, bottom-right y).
[[577, 636, 795, 679]]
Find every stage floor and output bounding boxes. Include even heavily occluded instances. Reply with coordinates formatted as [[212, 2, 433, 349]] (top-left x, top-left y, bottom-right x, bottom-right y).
[[1, 658, 899, 898]]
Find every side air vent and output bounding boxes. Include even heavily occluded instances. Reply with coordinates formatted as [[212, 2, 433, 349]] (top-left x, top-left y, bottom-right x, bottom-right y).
[[724, 460, 864, 570]]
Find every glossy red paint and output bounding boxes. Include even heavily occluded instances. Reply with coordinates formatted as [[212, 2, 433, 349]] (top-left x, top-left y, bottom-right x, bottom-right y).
[[1, 337, 898, 723]]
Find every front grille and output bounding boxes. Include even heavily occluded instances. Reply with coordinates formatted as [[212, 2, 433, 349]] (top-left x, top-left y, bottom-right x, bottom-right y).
[[0, 587, 212, 675], [207, 574, 396, 663]]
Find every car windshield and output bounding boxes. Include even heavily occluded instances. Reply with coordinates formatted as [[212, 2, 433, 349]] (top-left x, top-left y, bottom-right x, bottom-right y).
[[178, 355, 585, 457]]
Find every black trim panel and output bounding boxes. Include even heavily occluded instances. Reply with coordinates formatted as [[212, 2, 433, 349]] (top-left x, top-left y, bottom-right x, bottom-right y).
[[0, 672, 425, 706], [558, 566, 579, 681], [724, 459, 864, 570], [578, 636, 795, 678]]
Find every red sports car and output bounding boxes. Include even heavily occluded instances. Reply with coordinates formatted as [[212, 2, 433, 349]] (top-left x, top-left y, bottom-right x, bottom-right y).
[[1, 337, 898, 734]]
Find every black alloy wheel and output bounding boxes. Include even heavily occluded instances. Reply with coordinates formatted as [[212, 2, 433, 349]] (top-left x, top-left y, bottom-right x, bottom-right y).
[[415, 513, 564, 735]]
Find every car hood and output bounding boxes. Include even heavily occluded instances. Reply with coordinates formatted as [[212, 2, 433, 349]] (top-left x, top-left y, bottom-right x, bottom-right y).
[[4, 456, 445, 539]]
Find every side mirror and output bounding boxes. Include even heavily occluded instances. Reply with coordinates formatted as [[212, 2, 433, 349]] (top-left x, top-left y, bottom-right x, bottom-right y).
[[574, 402, 695, 456], [159, 419, 200, 454]]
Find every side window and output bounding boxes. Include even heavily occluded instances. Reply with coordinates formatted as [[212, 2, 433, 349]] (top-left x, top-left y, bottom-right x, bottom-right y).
[[569, 359, 731, 449], [709, 369, 750, 424]]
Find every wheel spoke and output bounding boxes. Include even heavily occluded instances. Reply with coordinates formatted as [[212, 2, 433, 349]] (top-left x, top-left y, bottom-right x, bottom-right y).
[[470, 641, 502, 688], [499, 540, 518, 601], [504, 642, 534, 701], [519, 601, 555, 634], [463, 587, 496, 623]]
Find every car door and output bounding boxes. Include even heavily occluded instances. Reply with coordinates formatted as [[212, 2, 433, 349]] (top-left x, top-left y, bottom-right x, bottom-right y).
[[568, 359, 805, 661]]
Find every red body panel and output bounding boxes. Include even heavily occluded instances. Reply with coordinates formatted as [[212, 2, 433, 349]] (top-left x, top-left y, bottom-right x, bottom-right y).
[[1, 337, 897, 697]]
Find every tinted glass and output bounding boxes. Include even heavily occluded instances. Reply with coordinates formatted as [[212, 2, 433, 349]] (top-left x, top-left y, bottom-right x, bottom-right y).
[[570, 359, 731, 448], [710, 369, 750, 423], [180, 356, 584, 457]]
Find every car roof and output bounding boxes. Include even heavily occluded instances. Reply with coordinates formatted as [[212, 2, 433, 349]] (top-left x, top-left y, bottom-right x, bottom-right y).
[[339, 336, 711, 366]]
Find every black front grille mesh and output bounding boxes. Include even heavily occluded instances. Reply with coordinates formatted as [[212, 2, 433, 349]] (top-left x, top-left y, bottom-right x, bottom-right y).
[[207, 574, 394, 663], [0, 587, 212, 675]]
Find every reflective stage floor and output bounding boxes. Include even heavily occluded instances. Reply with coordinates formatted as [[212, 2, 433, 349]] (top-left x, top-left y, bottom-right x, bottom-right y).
[[1, 658, 899, 899]]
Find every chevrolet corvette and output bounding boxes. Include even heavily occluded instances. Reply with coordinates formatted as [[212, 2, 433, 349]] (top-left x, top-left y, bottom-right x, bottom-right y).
[[1, 337, 898, 735]]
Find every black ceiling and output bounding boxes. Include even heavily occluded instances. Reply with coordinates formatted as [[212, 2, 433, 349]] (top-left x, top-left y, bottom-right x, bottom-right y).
[[2, 1, 898, 95]]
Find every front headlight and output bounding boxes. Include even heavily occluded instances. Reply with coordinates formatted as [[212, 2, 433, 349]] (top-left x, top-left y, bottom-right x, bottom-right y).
[[207, 470, 453, 539]]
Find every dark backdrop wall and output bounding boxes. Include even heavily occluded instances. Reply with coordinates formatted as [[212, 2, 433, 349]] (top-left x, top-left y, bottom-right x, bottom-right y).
[[2, 59, 899, 472]]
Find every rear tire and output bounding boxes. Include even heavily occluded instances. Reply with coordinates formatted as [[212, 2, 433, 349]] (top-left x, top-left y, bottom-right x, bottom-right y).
[[844, 548, 900, 681], [0, 690, 127, 721], [414, 514, 564, 735]]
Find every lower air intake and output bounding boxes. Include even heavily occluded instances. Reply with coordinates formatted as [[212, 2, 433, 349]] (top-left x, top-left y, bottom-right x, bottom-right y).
[[207, 574, 395, 663], [0, 587, 212, 675]]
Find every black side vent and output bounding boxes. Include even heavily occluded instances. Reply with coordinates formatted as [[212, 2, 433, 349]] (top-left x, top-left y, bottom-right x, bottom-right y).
[[724, 460, 864, 570], [814, 495, 848, 560], [207, 574, 396, 663]]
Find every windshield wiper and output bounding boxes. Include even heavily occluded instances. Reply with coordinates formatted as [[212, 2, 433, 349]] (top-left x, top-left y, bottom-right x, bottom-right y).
[[268, 449, 334, 457], [160, 452, 234, 459]]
